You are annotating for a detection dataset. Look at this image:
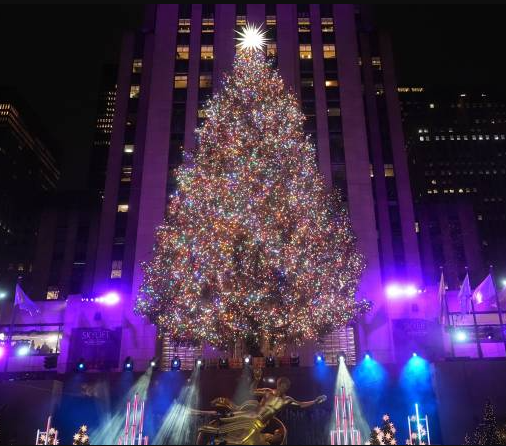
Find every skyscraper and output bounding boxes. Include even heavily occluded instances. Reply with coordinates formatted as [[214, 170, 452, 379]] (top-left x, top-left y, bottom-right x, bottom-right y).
[[401, 88, 505, 284], [93, 4, 421, 365], [0, 88, 60, 289]]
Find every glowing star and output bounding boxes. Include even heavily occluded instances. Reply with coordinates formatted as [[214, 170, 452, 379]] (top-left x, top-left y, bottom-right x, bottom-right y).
[[235, 23, 268, 52]]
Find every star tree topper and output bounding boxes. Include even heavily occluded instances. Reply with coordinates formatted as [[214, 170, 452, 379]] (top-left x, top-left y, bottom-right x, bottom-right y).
[[235, 23, 269, 52]]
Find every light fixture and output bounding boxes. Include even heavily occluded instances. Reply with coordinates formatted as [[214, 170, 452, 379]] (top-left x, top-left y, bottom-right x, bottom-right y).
[[314, 353, 325, 366], [195, 357, 204, 370], [265, 356, 275, 368], [364, 352, 372, 361], [454, 330, 468, 342], [0, 346, 5, 359], [219, 357, 229, 369], [124, 357, 134, 371], [171, 356, 181, 371], [0, 291, 7, 300], [386, 283, 421, 299], [16, 345, 30, 357], [77, 358, 86, 372], [243, 355, 252, 367], [150, 357, 158, 369], [412, 352, 418, 358]]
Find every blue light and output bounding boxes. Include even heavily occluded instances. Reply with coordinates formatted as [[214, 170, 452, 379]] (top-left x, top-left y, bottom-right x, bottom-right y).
[[317, 355, 322, 362], [78, 363, 85, 370], [413, 352, 418, 357], [17, 345, 30, 357], [365, 354, 371, 360], [455, 330, 468, 342]]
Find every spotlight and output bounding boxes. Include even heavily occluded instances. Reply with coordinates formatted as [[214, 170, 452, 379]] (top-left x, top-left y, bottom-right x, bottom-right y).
[[76, 358, 86, 372], [219, 357, 229, 369], [195, 357, 205, 370], [150, 357, 158, 369], [314, 353, 325, 366], [16, 345, 30, 357], [290, 353, 300, 367], [364, 352, 372, 360], [412, 352, 418, 358], [454, 330, 468, 342], [502, 279, 506, 289], [123, 357, 134, 371], [171, 356, 181, 371], [265, 356, 275, 368], [0, 346, 5, 359], [486, 331, 494, 341], [0, 291, 7, 300]]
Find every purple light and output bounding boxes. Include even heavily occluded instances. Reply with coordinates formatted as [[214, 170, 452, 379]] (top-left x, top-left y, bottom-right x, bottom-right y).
[[0, 346, 5, 359], [386, 283, 420, 299], [86, 292, 121, 306]]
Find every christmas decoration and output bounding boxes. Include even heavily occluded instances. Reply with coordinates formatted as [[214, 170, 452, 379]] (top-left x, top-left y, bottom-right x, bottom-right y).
[[118, 393, 148, 445], [36, 416, 59, 445], [464, 400, 505, 445], [406, 404, 431, 445], [330, 386, 362, 445], [73, 425, 90, 445], [367, 414, 397, 445], [136, 24, 368, 350]]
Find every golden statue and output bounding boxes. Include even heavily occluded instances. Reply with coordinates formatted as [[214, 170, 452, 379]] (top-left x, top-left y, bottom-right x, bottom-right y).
[[195, 368, 327, 445]]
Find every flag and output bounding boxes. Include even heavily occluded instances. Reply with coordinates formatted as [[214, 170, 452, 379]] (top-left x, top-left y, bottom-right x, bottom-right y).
[[472, 274, 496, 305], [14, 284, 40, 316], [458, 273, 472, 315], [438, 271, 447, 325]]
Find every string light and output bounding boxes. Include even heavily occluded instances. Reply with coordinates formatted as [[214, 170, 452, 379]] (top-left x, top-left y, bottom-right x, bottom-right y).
[[135, 37, 369, 350]]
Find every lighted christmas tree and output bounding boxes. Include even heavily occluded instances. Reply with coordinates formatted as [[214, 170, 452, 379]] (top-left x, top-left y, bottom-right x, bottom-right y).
[[465, 400, 504, 445], [73, 425, 90, 445], [368, 415, 397, 445], [136, 25, 368, 350]]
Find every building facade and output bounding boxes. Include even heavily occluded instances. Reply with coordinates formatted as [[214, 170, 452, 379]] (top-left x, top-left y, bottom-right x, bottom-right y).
[[0, 89, 60, 291], [86, 4, 423, 367], [400, 88, 505, 283]]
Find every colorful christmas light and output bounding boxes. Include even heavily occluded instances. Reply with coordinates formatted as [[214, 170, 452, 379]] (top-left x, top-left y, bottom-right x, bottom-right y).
[[135, 34, 369, 350]]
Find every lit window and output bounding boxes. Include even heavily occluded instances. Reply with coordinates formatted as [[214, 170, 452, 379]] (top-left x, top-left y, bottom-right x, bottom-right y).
[[323, 44, 336, 59], [202, 18, 214, 33], [369, 164, 374, 178], [176, 45, 190, 60], [266, 15, 276, 26], [267, 43, 277, 57], [124, 144, 134, 154], [420, 136, 424, 141], [132, 59, 143, 73], [429, 103, 435, 109], [384, 164, 395, 177], [298, 17, 311, 33], [372, 57, 382, 69], [301, 78, 314, 87], [236, 15, 247, 26], [199, 74, 212, 89], [47, 287, 60, 301], [198, 109, 207, 119], [117, 204, 129, 213], [111, 260, 123, 279], [201, 45, 214, 60], [415, 222, 420, 233], [129, 85, 140, 99], [328, 107, 341, 117], [299, 44, 312, 59], [178, 18, 191, 33], [121, 167, 133, 183], [174, 75, 188, 89], [321, 17, 334, 33], [325, 79, 339, 88]]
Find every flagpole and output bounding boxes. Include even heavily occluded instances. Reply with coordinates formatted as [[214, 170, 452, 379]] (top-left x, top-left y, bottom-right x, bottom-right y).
[[441, 267, 455, 358], [3, 277, 21, 374], [490, 266, 506, 353], [466, 267, 483, 359]]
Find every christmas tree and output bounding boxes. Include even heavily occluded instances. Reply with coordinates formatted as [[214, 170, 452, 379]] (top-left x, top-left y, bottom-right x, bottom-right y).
[[136, 24, 369, 350], [368, 415, 397, 445], [465, 400, 504, 445], [73, 425, 90, 445], [37, 428, 59, 445]]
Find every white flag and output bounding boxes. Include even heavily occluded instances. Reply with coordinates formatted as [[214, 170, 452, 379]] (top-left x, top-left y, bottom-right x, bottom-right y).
[[14, 284, 40, 316], [438, 272, 447, 325], [458, 273, 472, 315], [472, 274, 496, 305]]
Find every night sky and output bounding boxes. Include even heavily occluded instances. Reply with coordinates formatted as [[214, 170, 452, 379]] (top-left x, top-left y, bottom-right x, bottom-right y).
[[0, 4, 505, 190]]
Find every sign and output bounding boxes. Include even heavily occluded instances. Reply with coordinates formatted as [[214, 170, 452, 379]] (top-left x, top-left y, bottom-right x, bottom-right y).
[[392, 318, 444, 361], [68, 327, 122, 371]]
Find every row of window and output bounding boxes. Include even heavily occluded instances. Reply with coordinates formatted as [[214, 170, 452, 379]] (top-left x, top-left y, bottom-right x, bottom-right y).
[[419, 134, 506, 141]]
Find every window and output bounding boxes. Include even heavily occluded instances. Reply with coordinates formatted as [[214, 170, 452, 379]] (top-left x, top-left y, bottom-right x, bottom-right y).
[[201, 45, 214, 59], [325, 79, 339, 87], [301, 77, 314, 88], [372, 57, 382, 69], [299, 45, 312, 59], [178, 18, 191, 33], [415, 222, 420, 233], [124, 144, 134, 154], [323, 44, 336, 59], [117, 204, 129, 213], [174, 75, 188, 89], [132, 59, 142, 73], [328, 107, 341, 116], [266, 15, 276, 26], [321, 17, 334, 33], [236, 15, 247, 26], [298, 17, 311, 33], [176, 45, 190, 60], [202, 18, 214, 33], [46, 287, 60, 300], [267, 43, 277, 57], [111, 260, 123, 279], [429, 103, 435, 109], [199, 74, 212, 89], [384, 164, 395, 177], [129, 85, 140, 99], [121, 167, 133, 183]]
